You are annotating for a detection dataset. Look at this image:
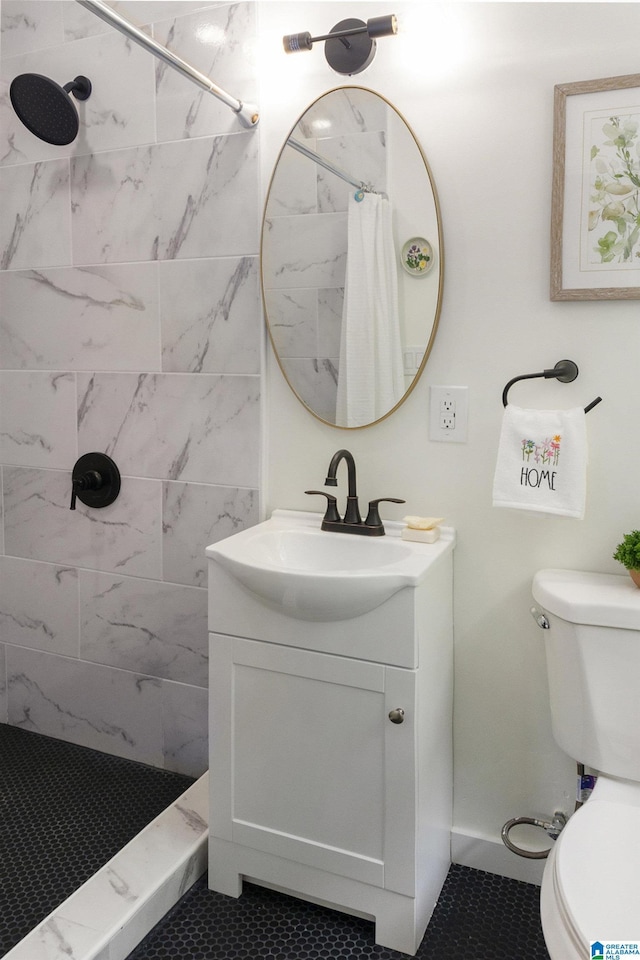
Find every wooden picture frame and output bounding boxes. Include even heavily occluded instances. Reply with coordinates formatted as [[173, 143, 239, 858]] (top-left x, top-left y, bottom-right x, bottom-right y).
[[550, 73, 640, 300]]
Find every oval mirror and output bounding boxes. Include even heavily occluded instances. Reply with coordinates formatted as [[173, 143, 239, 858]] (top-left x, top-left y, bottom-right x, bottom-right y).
[[261, 86, 443, 429]]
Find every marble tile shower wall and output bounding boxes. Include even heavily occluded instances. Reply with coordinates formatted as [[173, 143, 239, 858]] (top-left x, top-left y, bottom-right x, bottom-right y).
[[0, 0, 261, 776]]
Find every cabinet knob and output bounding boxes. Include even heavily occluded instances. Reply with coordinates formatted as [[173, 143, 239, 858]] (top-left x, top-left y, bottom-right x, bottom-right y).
[[388, 708, 405, 724]]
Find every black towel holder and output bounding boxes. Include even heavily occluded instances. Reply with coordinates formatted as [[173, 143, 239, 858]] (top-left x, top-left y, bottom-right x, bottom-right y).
[[502, 359, 602, 414]]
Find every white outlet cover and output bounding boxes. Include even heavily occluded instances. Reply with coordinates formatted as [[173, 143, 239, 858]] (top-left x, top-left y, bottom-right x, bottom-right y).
[[429, 386, 468, 442]]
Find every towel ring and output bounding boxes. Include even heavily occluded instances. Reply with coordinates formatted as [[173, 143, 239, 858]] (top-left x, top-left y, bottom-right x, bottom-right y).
[[502, 360, 602, 414]]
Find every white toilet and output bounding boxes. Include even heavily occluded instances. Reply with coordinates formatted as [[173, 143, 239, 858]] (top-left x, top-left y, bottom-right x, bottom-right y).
[[532, 568, 640, 959]]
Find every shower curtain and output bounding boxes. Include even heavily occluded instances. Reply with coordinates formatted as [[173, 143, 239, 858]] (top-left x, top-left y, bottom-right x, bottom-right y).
[[335, 192, 404, 427]]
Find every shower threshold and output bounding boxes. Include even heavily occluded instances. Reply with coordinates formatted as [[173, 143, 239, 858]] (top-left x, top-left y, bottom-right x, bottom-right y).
[[1, 724, 208, 960]]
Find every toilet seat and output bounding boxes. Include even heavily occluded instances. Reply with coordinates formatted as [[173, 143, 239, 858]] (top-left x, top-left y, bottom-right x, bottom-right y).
[[541, 840, 584, 960], [541, 798, 640, 957]]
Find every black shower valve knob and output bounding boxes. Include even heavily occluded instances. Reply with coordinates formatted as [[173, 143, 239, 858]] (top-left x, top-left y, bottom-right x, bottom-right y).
[[70, 470, 102, 510], [70, 452, 121, 511]]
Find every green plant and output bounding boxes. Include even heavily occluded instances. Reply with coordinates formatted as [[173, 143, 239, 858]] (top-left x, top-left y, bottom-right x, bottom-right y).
[[613, 530, 640, 570]]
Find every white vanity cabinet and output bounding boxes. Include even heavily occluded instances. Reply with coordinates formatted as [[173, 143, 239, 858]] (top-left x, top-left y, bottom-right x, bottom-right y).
[[207, 512, 454, 956]]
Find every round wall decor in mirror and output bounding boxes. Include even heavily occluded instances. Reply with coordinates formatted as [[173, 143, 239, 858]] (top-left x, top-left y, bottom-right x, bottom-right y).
[[261, 86, 443, 429]]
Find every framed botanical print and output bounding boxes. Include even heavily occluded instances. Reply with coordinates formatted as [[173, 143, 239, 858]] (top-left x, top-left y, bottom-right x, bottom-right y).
[[550, 73, 640, 300]]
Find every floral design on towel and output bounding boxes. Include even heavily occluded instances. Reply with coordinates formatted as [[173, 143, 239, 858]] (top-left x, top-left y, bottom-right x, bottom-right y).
[[521, 435, 561, 466]]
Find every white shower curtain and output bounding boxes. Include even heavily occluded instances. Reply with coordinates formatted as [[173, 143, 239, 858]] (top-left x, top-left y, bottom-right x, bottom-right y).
[[335, 192, 404, 427]]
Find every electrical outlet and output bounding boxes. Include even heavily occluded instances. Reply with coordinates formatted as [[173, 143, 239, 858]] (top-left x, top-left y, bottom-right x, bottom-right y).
[[430, 386, 468, 442], [440, 398, 455, 430]]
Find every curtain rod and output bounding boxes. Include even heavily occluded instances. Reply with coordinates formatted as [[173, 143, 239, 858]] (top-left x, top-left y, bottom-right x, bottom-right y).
[[76, 0, 259, 127], [286, 137, 378, 195]]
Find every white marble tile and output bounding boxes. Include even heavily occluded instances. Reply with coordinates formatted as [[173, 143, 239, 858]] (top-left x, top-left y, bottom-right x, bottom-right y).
[[1, 1, 64, 58], [0, 158, 71, 269], [80, 571, 208, 686], [265, 288, 318, 359], [262, 212, 347, 290], [317, 131, 387, 213], [163, 480, 258, 587], [160, 680, 208, 777], [0, 644, 6, 723], [280, 357, 338, 425], [4, 773, 208, 960], [0, 264, 161, 371], [3, 914, 108, 960], [6, 645, 166, 764], [154, 3, 258, 140], [318, 287, 344, 358], [160, 256, 259, 374], [69, 30, 156, 154], [0, 466, 4, 555], [104, 810, 207, 957], [77, 372, 260, 487], [52, 824, 204, 943], [0, 371, 77, 468], [63, 1, 219, 41], [0, 30, 156, 165], [63, 0, 148, 42], [267, 138, 318, 217], [50, 794, 208, 940], [71, 132, 260, 263], [0, 80, 29, 167], [78, 31, 157, 152], [3, 466, 162, 579], [63, 0, 111, 42], [272, 131, 386, 218], [0, 556, 79, 656], [297, 87, 388, 139]]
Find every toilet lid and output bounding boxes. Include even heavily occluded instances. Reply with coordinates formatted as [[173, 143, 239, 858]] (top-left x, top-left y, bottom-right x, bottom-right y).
[[555, 800, 640, 941]]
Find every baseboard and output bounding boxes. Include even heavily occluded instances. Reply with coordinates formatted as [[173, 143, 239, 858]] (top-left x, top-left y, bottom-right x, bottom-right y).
[[451, 827, 545, 885], [5, 772, 209, 960]]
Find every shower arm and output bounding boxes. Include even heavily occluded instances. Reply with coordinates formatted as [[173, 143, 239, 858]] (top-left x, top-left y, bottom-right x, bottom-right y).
[[75, 0, 259, 127]]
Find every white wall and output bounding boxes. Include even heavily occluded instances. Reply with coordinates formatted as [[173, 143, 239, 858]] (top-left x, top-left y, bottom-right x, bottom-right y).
[[259, 2, 640, 877]]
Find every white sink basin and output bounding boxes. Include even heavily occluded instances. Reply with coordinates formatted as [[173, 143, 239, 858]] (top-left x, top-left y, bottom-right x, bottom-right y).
[[206, 509, 454, 622]]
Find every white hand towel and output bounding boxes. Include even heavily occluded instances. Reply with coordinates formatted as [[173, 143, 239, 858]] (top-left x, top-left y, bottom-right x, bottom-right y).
[[492, 405, 588, 518]]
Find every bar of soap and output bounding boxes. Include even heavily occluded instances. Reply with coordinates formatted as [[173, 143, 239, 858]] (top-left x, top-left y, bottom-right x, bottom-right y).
[[403, 515, 444, 530], [401, 527, 441, 543]]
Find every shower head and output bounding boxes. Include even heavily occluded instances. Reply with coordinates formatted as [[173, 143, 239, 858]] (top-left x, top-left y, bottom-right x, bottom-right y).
[[9, 74, 92, 145]]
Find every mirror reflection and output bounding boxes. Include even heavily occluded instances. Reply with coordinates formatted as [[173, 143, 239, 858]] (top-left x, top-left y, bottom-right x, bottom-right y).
[[261, 86, 443, 428]]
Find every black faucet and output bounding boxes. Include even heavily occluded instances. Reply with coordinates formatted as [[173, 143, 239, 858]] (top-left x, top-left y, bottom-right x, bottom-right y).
[[325, 448, 361, 523], [305, 448, 405, 537]]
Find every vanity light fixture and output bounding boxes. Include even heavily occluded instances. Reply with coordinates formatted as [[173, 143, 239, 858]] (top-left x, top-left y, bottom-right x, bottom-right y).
[[283, 15, 398, 76]]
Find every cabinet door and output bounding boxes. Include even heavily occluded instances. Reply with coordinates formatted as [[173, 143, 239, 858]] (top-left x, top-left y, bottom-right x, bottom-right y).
[[210, 634, 416, 895]]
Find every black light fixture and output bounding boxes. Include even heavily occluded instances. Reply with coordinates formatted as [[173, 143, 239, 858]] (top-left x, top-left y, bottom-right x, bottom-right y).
[[283, 15, 398, 76]]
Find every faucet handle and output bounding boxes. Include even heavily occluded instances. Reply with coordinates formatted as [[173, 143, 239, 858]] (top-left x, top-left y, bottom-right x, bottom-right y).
[[304, 490, 341, 523], [365, 497, 406, 528]]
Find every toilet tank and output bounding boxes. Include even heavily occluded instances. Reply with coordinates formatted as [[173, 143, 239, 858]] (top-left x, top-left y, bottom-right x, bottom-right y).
[[532, 568, 640, 781]]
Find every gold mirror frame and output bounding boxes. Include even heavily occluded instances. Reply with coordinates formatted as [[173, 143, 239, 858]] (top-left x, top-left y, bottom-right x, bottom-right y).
[[261, 86, 444, 429]]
